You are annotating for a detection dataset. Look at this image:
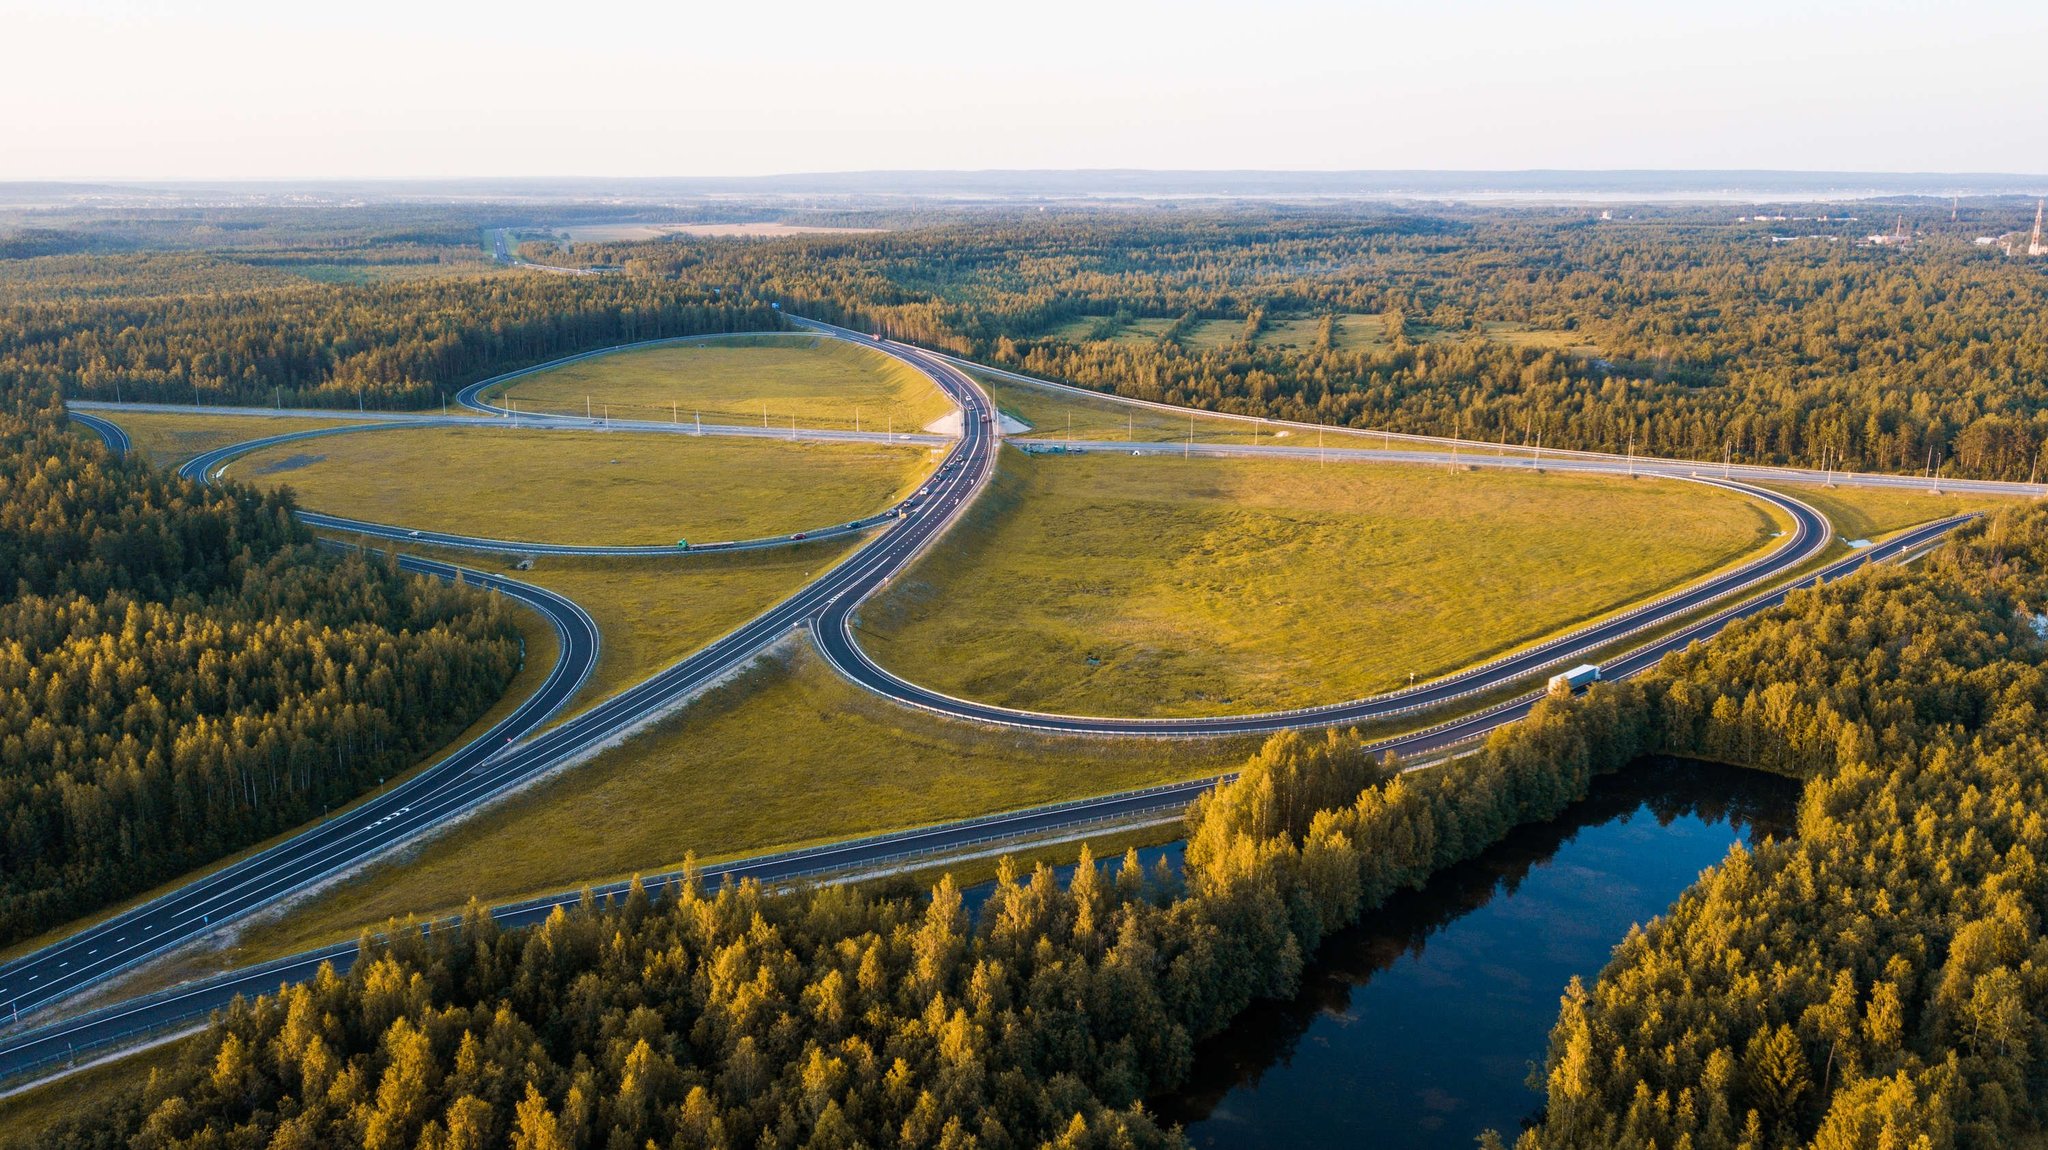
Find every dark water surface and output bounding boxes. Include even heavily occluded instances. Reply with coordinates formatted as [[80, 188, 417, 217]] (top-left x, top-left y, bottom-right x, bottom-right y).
[[1150, 757, 1799, 1149]]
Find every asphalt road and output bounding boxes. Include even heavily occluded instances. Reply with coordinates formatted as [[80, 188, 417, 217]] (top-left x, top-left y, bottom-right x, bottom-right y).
[[811, 472, 1833, 735], [0, 549, 600, 1033], [0, 323, 1001, 1077]]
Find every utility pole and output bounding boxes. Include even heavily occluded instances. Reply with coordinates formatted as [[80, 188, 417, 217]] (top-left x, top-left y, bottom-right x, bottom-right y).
[[855, 406, 861, 434], [586, 395, 591, 419], [1319, 424, 1325, 469], [672, 401, 678, 425], [1627, 435, 1634, 478], [790, 414, 796, 442], [1186, 414, 1193, 460], [1128, 412, 1133, 441], [695, 412, 701, 435]]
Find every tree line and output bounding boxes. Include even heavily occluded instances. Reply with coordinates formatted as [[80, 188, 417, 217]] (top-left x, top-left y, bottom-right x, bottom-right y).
[[2, 260, 781, 409]]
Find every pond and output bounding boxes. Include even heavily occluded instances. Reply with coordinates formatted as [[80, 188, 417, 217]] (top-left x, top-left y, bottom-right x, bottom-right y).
[[1149, 756, 1799, 1148]]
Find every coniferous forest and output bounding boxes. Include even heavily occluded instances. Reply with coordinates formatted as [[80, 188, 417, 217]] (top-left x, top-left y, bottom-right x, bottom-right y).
[[6, 200, 2048, 1147]]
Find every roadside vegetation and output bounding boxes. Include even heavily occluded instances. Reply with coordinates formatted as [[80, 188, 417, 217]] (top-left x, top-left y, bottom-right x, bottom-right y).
[[0, 410, 520, 948], [230, 425, 937, 545], [861, 448, 1778, 716], [156, 645, 1247, 973], [489, 333, 956, 433]]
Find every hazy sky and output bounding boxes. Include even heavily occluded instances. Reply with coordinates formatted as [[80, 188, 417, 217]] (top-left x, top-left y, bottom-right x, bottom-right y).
[[6, 0, 2045, 180]]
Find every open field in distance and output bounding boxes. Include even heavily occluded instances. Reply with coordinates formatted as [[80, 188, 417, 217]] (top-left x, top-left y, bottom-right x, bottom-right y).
[[490, 333, 955, 433], [230, 424, 937, 545], [859, 448, 1781, 717]]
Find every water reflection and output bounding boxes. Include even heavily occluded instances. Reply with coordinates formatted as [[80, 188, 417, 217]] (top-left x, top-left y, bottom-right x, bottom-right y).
[[1150, 756, 1798, 1149]]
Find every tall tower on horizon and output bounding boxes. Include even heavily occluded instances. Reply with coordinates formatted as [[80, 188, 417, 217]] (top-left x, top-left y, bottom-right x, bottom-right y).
[[2031, 200, 2046, 257]]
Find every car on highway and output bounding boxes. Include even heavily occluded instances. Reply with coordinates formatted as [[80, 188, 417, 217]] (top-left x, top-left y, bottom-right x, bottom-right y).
[[792, 532, 807, 540], [408, 530, 421, 537], [675, 539, 690, 551]]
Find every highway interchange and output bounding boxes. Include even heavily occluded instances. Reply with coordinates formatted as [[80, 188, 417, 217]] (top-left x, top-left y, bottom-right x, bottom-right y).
[[4, 319, 2020, 1083]]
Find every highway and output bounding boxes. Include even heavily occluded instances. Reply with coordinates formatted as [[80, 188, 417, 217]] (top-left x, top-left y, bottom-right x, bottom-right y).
[[12, 320, 1989, 1084], [0, 544, 600, 1034], [1, 323, 1001, 1073]]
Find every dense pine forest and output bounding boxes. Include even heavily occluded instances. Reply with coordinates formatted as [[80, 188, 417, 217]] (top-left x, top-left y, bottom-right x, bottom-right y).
[[0, 398, 524, 944]]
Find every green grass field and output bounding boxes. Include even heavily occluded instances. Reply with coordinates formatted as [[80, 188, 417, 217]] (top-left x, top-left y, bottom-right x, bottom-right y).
[[194, 645, 1247, 966], [1757, 482, 2024, 540], [462, 540, 864, 717], [489, 333, 957, 433], [85, 410, 360, 470], [230, 424, 937, 545], [857, 449, 1781, 717]]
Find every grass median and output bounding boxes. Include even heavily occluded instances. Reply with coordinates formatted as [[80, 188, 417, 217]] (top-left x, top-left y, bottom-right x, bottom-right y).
[[234, 424, 938, 546]]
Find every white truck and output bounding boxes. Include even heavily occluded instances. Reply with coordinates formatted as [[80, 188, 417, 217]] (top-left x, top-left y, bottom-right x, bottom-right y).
[[1547, 664, 1602, 695]]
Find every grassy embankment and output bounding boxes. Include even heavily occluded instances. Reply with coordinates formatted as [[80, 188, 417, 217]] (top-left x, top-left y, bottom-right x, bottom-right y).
[[971, 368, 1482, 452], [859, 448, 1781, 718], [487, 333, 956, 433], [228, 424, 937, 546]]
